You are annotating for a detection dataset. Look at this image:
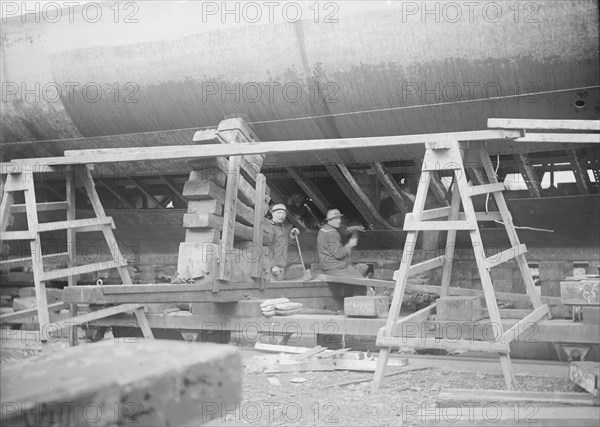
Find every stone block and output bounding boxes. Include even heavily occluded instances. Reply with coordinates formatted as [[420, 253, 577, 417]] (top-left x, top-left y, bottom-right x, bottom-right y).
[[344, 296, 389, 318], [437, 295, 483, 321]]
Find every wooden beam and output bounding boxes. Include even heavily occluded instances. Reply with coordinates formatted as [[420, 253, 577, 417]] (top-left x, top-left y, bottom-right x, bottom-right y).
[[129, 177, 164, 209], [0, 302, 67, 324], [516, 133, 600, 144], [251, 174, 266, 279], [514, 153, 543, 197], [429, 171, 451, 206], [370, 162, 413, 213], [11, 130, 523, 168], [10, 201, 68, 213], [97, 178, 135, 209], [389, 303, 436, 337], [466, 182, 505, 197], [483, 244, 527, 270], [158, 175, 187, 206], [41, 260, 127, 281], [0, 252, 69, 270], [218, 156, 241, 282], [501, 304, 549, 344], [488, 118, 600, 131], [326, 163, 394, 230], [285, 167, 329, 215]]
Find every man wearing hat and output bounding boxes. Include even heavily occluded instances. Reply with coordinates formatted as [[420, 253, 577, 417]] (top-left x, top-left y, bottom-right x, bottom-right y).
[[263, 203, 302, 280], [317, 209, 368, 277]]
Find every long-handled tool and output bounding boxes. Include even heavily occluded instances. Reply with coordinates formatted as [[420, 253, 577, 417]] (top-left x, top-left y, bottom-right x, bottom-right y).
[[294, 234, 312, 280]]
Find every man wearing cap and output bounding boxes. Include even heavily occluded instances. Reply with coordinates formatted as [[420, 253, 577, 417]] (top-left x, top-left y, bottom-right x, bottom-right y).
[[263, 204, 302, 280], [317, 209, 368, 277]]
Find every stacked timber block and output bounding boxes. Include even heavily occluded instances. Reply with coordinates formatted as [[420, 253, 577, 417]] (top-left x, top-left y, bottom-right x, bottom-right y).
[[177, 118, 271, 286], [0, 340, 241, 426]]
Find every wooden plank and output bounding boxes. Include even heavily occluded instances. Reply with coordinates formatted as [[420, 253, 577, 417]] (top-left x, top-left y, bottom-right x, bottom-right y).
[[403, 220, 476, 231], [134, 307, 155, 339], [516, 133, 600, 144], [484, 244, 527, 270], [407, 256, 445, 277], [0, 190, 15, 234], [41, 260, 126, 281], [501, 304, 549, 344], [370, 162, 413, 214], [263, 360, 335, 373], [405, 211, 502, 223], [410, 206, 451, 221], [466, 182, 505, 197], [337, 163, 394, 229], [21, 130, 518, 168], [561, 280, 600, 306], [291, 346, 327, 361], [251, 174, 266, 279], [36, 217, 114, 233], [438, 388, 598, 405], [0, 302, 67, 324], [23, 172, 51, 338], [50, 304, 143, 331], [416, 407, 600, 426], [569, 361, 599, 396], [218, 156, 242, 282], [389, 303, 436, 336], [488, 118, 600, 131], [0, 252, 69, 270], [66, 165, 78, 346], [285, 167, 329, 215], [0, 230, 36, 241], [10, 201, 68, 213], [376, 335, 510, 353], [254, 343, 308, 354]]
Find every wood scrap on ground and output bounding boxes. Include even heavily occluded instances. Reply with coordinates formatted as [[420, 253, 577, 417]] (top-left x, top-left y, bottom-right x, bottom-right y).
[[437, 388, 599, 406], [249, 342, 407, 374], [321, 366, 433, 389]]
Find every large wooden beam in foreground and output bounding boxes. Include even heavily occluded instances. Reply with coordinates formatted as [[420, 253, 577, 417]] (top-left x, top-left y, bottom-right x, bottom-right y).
[[0, 340, 241, 426]]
